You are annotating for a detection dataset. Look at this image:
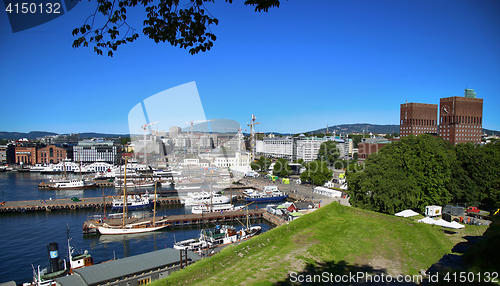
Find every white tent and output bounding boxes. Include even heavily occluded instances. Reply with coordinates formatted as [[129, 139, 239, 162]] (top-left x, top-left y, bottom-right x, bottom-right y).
[[418, 217, 465, 229], [448, 221, 465, 229], [418, 217, 436, 225], [395, 210, 419, 218]]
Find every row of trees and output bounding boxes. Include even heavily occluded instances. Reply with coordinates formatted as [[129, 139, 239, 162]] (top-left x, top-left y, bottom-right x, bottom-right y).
[[347, 134, 500, 214]]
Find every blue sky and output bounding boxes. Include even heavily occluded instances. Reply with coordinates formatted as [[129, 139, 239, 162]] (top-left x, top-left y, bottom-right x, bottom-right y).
[[1, 0, 499, 134]]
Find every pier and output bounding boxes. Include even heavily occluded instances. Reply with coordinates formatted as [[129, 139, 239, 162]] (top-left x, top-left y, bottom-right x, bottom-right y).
[[82, 209, 265, 234], [0, 196, 183, 213]]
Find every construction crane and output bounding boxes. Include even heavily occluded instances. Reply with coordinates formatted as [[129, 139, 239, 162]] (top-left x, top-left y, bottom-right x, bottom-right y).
[[185, 120, 214, 153], [140, 121, 158, 165], [247, 114, 261, 160]]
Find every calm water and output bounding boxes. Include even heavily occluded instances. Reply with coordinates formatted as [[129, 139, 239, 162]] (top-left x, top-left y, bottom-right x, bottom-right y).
[[0, 172, 273, 284]]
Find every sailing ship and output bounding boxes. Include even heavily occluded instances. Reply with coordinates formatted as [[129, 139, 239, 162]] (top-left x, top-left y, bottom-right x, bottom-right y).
[[97, 158, 170, 235]]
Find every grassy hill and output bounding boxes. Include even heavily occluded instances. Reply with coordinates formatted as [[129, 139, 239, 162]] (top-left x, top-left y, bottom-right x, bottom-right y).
[[153, 203, 457, 285]]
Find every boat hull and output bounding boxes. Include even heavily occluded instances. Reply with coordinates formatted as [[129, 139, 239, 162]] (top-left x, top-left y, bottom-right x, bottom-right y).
[[97, 224, 168, 235], [244, 195, 289, 202], [111, 202, 153, 210]]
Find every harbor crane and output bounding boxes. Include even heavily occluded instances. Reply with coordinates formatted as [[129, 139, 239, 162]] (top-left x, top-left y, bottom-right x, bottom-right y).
[[185, 120, 214, 153], [140, 121, 158, 165]]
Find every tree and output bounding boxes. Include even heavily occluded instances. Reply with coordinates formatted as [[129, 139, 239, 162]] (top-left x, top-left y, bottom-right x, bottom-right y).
[[300, 160, 333, 186], [272, 158, 291, 177], [353, 152, 358, 160], [317, 141, 339, 166], [347, 134, 455, 214], [72, 0, 282, 56], [449, 142, 500, 210], [293, 158, 305, 166], [252, 155, 272, 172], [121, 137, 131, 146]]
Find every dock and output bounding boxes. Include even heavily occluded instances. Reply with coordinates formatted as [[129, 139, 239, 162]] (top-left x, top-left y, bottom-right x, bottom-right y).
[[82, 209, 265, 234], [0, 197, 183, 213]]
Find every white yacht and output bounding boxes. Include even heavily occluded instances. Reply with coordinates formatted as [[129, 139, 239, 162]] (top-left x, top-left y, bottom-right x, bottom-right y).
[[191, 203, 243, 214], [181, 191, 231, 206]]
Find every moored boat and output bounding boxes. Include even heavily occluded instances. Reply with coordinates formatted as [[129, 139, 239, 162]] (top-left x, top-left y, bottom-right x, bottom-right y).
[[97, 158, 170, 235], [244, 185, 288, 202], [48, 179, 96, 190], [182, 191, 231, 206], [191, 203, 244, 214], [173, 224, 261, 252], [111, 193, 152, 210]]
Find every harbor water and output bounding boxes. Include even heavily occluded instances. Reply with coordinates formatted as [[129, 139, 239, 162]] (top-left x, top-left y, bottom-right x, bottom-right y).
[[0, 172, 274, 284]]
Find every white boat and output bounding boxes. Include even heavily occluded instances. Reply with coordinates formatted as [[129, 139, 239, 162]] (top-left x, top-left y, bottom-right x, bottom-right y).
[[173, 224, 261, 252], [30, 164, 51, 172], [77, 162, 115, 173], [182, 191, 231, 206], [97, 222, 169, 235], [40, 161, 81, 173], [113, 179, 156, 188], [48, 179, 96, 190], [153, 169, 182, 177], [191, 203, 244, 214], [111, 194, 152, 210]]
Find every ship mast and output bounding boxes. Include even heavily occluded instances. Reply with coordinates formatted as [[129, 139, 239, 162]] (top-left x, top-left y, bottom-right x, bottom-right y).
[[153, 179, 157, 225], [122, 157, 128, 228]]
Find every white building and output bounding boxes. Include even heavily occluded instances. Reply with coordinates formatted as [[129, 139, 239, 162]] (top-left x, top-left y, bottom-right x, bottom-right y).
[[296, 137, 326, 162], [256, 137, 294, 160], [73, 139, 121, 164]]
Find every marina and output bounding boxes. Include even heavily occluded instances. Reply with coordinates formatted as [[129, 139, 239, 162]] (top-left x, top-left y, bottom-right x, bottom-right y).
[[0, 171, 275, 285]]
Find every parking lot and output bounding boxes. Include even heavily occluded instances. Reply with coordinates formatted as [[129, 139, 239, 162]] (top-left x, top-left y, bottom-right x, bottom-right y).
[[240, 175, 350, 207]]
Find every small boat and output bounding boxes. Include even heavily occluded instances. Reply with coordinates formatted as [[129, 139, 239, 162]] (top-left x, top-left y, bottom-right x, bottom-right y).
[[182, 191, 231, 206], [111, 194, 152, 210], [244, 185, 289, 202], [191, 203, 244, 214], [173, 224, 261, 252]]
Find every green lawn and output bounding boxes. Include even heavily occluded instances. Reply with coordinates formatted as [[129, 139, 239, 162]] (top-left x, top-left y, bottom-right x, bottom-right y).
[[153, 202, 458, 285]]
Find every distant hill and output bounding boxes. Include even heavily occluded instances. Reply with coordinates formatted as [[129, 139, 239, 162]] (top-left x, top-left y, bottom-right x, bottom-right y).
[[0, 131, 130, 140], [307, 123, 500, 136]]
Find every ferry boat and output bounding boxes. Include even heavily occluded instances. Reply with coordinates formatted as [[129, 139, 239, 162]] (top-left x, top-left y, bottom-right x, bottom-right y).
[[244, 185, 289, 202], [181, 191, 231, 206], [173, 224, 261, 252], [191, 203, 244, 214], [30, 164, 51, 172], [48, 179, 96, 190]]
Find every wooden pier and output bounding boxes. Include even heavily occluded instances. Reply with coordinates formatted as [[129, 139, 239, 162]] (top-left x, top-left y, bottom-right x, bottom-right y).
[[0, 196, 183, 213], [82, 209, 265, 234]]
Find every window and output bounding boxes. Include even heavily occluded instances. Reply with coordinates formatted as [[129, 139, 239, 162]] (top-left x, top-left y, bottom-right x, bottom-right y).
[[49, 147, 53, 157]]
